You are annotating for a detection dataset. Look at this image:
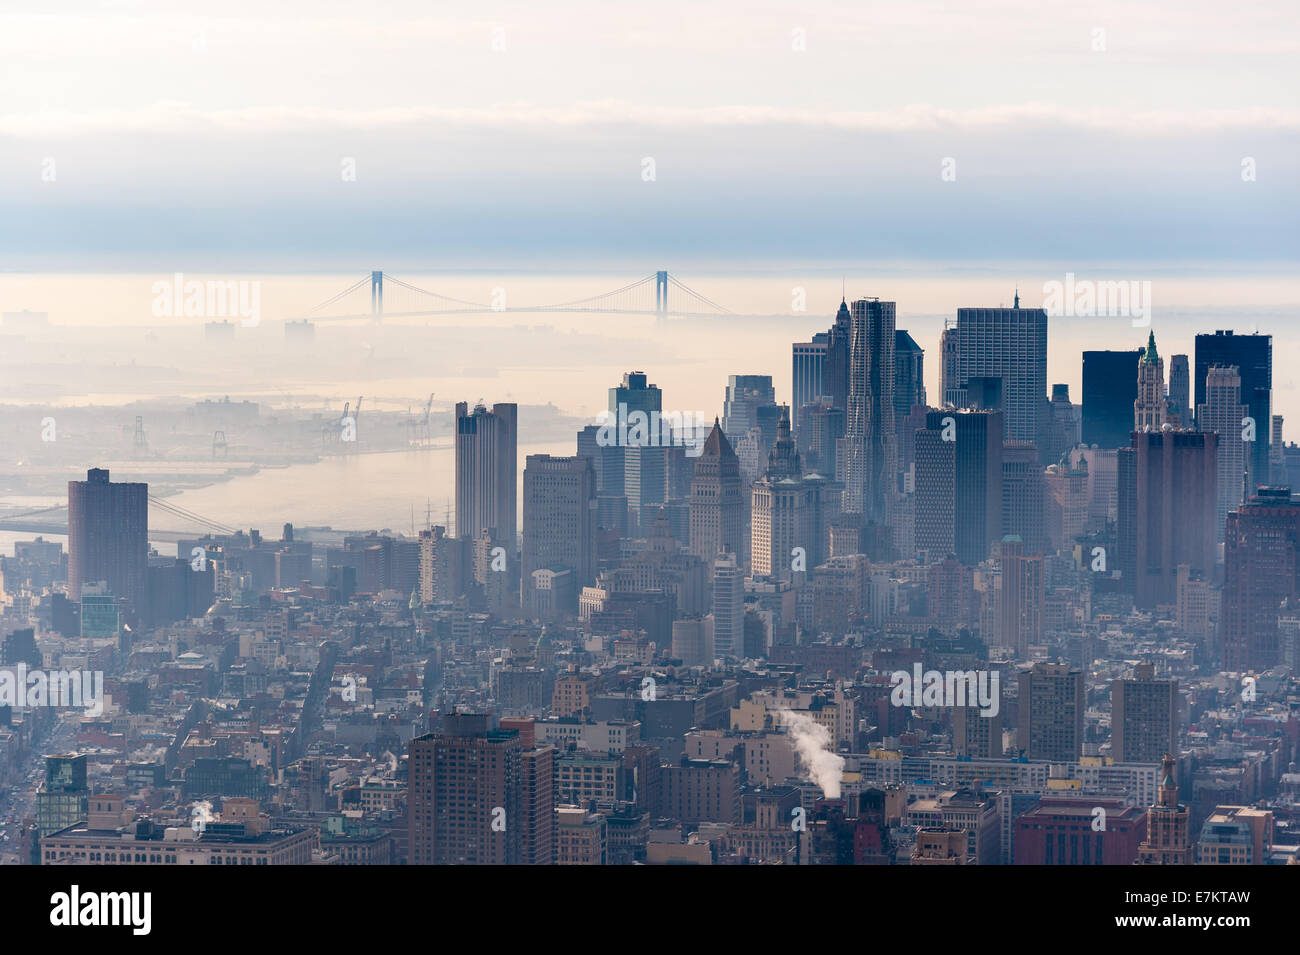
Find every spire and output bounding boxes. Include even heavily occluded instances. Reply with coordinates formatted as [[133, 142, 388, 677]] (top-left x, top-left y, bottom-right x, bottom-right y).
[[1013, 287, 1020, 309], [1143, 330, 1159, 364]]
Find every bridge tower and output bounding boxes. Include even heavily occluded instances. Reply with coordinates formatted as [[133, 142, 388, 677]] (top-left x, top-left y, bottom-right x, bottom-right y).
[[655, 271, 668, 316], [370, 271, 384, 321]]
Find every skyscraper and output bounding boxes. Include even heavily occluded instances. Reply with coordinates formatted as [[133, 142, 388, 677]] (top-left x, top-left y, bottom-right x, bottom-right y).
[[1081, 349, 1142, 449], [945, 302, 1048, 453], [455, 401, 518, 546], [823, 298, 853, 414], [842, 298, 896, 527], [1221, 487, 1300, 671], [1111, 663, 1178, 764], [1017, 663, 1083, 762], [750, 406, 817, 581], [408, 713, 555, 865], [722, 374, 776, 445], [67, 468, 148, 618], [1167, 354, 1190, 425], [914, 410, 1003, 565], [1001, 441, 1047, 554], [1195, 330, 1271, 488], [606, 372, 666, 534], [792, 335, 828, 433], [711, 553, 744, 659], [995, 537, 1044, 656], [689, 420, 745, 565], [893, 329, 926, 444], [1133, 331, 1166, 432], [521, 454, 597, 616], [1197, 364, 1247, 542], [1117, 430, 1218, 608]]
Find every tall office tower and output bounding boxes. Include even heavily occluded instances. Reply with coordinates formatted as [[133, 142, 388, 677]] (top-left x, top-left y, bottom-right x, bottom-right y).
[[1197, 365, 1248, 542], [996, 537, 1045, 656], [67, 468, 148, 617], [408, 713, 555, 865], [913, 410, 1003, 565], [1269, 416, 1288, 484], [1133, 331, 1166, 431], [711, 553, 744, 658], [1111, 662, 1177, 764], [689, 420, 745, 565], [605, 371, 666, 534], [792, 334, 828, 433], [945, 301, 1048, 453], [842, 298, 897, 526], [751, 406, 817, 581], [1081, 349, 1143, 449], [1117, 430, 1218, 608], [1195, 330, 1271, 488], [722, 374, 776, 444], [953, 701, 1003, 758], [823, 298, 853, 413], [1167, 354, 1190, 425], [1016, 663, 1084, 762], [1136, 755, 1192, 865], [1001, 441, 1047, 554], [521, 455, 597, 616], [1044, 384, 1081, 466], [1222, 487, 1300, 670], [893, 329, 926, 443], [455, 401, 518, 546]]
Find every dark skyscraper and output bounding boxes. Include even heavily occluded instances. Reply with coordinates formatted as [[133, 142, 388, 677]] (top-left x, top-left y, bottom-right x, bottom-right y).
[[455, 401, 518, 546], [1195, 330, 1271, 487], [1118, 430, 1218, 609], [67, 468, 148, 618], [893, 329, 926, 443], [1168, 354, 1190, 424], [842, 299, 896, 528], [914, 410, 1003, 565], [1082, 349, 1142, 449], [823, 298, 853, 415], [1221, 487, 1300, 671]]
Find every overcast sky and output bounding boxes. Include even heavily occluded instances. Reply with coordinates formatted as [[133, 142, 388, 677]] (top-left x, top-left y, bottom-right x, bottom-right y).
[[3, 0, 1297, 270]]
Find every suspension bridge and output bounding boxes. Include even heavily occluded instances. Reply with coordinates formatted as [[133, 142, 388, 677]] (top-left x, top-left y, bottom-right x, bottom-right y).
[[0, 495, 239, 544], [301, 270, 734, 322]]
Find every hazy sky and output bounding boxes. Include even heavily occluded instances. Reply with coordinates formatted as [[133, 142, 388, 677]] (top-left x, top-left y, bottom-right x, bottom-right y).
[[3, 0, 1297, 270]]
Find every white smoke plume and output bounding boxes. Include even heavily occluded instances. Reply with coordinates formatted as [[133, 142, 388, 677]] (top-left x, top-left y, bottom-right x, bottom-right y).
[[778, 709, 845, 799]]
